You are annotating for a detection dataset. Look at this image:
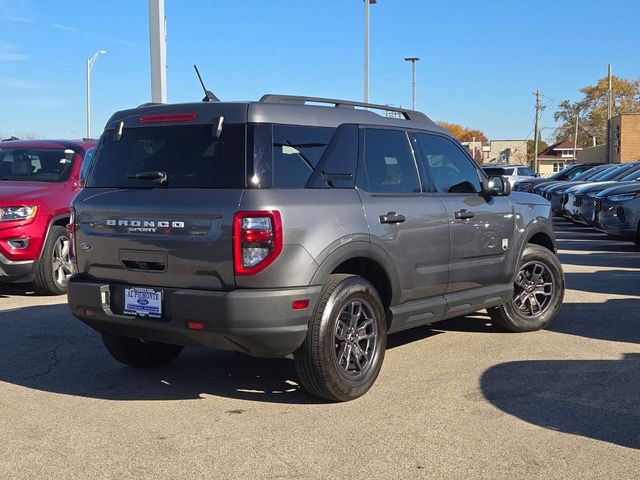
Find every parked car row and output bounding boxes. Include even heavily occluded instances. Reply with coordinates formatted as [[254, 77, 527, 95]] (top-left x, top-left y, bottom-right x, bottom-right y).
[[515, 162, 640, 246]]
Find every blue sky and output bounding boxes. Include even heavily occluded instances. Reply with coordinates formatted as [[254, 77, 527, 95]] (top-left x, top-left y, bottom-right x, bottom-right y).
[[1, 0, 638, 142]]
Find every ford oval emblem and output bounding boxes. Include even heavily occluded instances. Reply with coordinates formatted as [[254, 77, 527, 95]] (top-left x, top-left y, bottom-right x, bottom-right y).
[[80, 242, 92, 251], [137, 298, 149, 305]]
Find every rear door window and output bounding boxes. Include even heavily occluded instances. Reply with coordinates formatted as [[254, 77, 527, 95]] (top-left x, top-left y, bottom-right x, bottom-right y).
[[87, 124, 246, 188], [358, 128, 421, 193]]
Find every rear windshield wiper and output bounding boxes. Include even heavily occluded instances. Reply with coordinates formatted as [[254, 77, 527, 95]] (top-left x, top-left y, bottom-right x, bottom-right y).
[[127, 171, 168, 184]]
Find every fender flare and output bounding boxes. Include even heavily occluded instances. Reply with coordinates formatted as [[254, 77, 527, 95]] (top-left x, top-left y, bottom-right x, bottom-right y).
[[38, 214, 71, 260], [310, 240, 402, 307], [514, 219, 557, 272]]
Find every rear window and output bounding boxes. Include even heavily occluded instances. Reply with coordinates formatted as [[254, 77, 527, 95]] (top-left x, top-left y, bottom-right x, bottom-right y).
[[0, 147, 76, 182], [482, 167, 506, 176], [518, 167, 534, 176], [87, 124, 246, 188]]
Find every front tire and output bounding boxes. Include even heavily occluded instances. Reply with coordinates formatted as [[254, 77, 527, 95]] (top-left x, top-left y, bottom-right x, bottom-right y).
[[488, 244, 564, 332], [294, 274, 387, 402], [34, 225, 73, 295], [101, 333, 184, 368]]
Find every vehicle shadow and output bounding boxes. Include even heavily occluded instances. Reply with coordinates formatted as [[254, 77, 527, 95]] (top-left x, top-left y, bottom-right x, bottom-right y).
[[0, 283, 39, 298], [0, 297, 636, 405], [549, 298, 640, 344], [564, 270, 640, 297], [0, 303, 445, 405], [480, 353, 640, 449], [559, 251, 640, 269]]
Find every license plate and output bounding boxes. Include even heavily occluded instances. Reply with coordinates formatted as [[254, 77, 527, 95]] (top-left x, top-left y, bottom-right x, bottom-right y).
[[124, 287, 163, 318]]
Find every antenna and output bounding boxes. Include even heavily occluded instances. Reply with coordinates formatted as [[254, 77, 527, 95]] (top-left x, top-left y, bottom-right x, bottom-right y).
[[193, 64, 220, 102]]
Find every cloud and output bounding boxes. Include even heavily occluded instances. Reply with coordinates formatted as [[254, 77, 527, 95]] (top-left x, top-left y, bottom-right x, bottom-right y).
[[102, 36, 140, 48], [0, 41, 28, 61], [0, 77, 48, 90], [1, 15, 35, 23], [51, 23, 78, 32]]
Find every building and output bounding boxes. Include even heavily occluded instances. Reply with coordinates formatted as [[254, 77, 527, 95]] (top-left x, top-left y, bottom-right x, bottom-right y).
[[536, 139, 583, 177], [608, 113, 640, 163], [460, 139, 527, 164]]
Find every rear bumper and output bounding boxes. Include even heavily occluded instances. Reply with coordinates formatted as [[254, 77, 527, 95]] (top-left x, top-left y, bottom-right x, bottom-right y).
[[0, 252, 36, 282], [67, 277, 321, 357]]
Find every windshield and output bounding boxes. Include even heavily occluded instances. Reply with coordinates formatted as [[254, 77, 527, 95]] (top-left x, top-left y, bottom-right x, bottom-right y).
[[87, 124, 246, 188], [612, 164, 640, 180], [0, 147, 76, 182], [590, 166, 624, 181], [575, 166, 611, 181], [597, 163, 638, 181], [621, 168, 640, 181]]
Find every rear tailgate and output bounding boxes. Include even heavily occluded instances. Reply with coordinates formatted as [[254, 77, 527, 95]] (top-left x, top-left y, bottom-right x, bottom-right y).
[[72, 110, 248, 291], [73, 188, 242, 290]]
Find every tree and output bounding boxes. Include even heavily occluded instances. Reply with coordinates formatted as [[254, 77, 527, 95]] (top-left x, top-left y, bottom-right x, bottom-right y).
[[527, 138, 548, 159], [554, 75, 640, 146], [436, 121, 488, 143]]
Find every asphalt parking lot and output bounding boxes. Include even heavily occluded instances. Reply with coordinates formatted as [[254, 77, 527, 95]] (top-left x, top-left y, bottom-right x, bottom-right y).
[[0, 218, 638, 480]]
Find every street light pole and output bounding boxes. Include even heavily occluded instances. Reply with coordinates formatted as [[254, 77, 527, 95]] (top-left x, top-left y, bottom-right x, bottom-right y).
[[86, 50, 107, 138], [404, 57, 420, 110], [363, 0, 377, 103]]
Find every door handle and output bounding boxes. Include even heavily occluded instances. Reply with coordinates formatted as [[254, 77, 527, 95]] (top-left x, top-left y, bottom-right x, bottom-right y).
[[379, 212, 406, 224], [454, 209, 475, 220]]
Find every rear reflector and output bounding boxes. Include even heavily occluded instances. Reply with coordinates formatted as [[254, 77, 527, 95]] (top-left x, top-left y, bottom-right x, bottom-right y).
[[139, 113, 198, 124], [186, 321, 205, 330], [292, 299, 309, 310], [84, 309, 96, 317]]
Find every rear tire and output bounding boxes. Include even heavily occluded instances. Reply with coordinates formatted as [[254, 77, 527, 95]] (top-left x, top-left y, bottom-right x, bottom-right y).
[[34, 225, 72, 295], [294, 274, 387, 402], [101, 333, 184, 368], [488, 244, 564, 332]]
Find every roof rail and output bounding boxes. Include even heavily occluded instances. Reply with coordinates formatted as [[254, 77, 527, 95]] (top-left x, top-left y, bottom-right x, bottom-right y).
[[259, 94, 430, 123]]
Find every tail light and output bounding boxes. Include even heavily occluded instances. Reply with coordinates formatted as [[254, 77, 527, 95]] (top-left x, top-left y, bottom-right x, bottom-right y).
[[233, 210, 283, 275], [67, 207, 77, 264]]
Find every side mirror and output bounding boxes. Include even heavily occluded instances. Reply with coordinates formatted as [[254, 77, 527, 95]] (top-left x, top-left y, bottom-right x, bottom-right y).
[[485, 175, 511, 196]]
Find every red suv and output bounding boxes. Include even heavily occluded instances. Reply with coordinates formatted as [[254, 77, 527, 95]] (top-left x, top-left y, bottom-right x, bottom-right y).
[[0, 139, 96, 294]]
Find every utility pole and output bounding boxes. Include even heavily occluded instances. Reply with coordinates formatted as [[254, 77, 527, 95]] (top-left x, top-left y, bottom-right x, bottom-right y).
[[607, 64, 612, 163], [363, 0, 377, 103], [404, 57, 420, 110], [573, 110, 580, 162], [149, 0, 167, 103], [533, 90, 542, 174]]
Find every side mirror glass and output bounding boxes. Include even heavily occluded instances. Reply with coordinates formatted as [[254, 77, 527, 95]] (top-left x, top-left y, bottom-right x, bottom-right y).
[[485, 175, 511, 196]]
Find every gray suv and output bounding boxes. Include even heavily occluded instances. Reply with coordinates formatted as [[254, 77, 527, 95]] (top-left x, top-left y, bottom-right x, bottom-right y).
[[67, 95, 564, 401]]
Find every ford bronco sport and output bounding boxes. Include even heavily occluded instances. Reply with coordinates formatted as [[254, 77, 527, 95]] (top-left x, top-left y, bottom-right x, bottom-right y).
[[67, 95, 564, 401]]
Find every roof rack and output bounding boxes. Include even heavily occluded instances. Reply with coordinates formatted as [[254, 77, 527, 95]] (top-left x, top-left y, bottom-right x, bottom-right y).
[[259, 94, 430, 123]]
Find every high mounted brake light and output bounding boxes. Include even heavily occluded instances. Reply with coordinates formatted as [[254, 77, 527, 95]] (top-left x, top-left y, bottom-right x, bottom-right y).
[[138, 113, 198, 124], [233, 211, 283, 275]]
